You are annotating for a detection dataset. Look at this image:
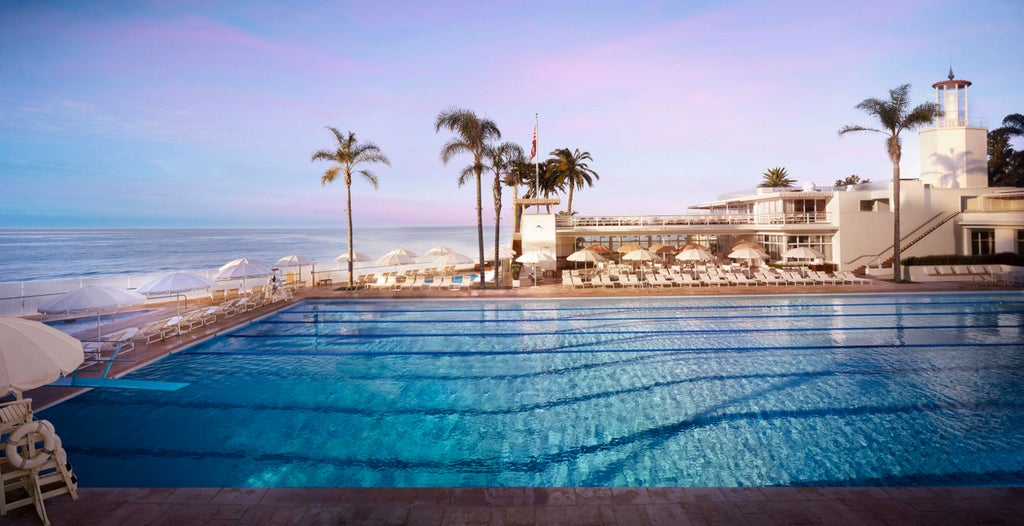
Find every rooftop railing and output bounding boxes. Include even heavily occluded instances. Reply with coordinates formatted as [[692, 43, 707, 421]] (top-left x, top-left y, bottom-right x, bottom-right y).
[[556, 213, 834, 229]]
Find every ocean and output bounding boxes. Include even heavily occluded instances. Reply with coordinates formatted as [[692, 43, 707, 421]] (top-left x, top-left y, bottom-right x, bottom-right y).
[[0, 226, 511, 283]]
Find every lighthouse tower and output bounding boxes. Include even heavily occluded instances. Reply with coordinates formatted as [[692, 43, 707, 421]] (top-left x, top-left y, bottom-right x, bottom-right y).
[[918, 68, 988, 188]]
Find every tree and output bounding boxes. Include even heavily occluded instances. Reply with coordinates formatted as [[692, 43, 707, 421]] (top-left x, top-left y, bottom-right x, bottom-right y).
[[1002, 113, 1024, 136], [758, 167, 794, 188], [535, 160, 561, 213], [487, 142, 525, 285], [435, 107, 501, 287], [504, 158, 534, 233], [988, 113, 1024, 187], [311, 127, 390, 289], [838, 84, 938, 281], [548, 148, 599, 215], [834, 174, 870, 187]]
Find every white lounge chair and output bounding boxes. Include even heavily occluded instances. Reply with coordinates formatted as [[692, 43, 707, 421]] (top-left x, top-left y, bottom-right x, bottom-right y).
[[88, 327, 138, 356]]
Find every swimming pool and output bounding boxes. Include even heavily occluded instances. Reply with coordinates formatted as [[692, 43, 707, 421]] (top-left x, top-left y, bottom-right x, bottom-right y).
[[41, 292, 1024, 487]]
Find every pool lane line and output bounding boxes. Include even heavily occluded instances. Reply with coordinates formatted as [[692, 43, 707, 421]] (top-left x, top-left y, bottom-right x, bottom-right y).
[[229, 322, 1024, 339], [187, 341, 1024, 358], [285, 297, 1024, 315], [258, 309, 1024, 326]]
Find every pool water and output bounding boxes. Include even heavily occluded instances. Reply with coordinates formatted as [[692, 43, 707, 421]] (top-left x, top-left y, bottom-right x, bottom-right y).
[[41, 292, 1024, 487]]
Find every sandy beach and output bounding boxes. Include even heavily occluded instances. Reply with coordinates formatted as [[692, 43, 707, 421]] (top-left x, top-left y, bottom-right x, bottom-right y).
[[7, 279, 1022, 525]]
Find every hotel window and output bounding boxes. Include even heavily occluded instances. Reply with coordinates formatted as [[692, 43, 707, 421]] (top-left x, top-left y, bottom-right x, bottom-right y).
[[971, 230, 994, 255], [1018, 230, 1024, 255], [790, 199, 827, 222]]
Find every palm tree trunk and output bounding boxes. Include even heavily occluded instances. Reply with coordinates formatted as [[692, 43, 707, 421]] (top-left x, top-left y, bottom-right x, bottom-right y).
[[475, 169, 485, 287], [891, 151, 902, 282], [889, 137, 902, 282], [511, 186, 521, 233], [345, 182, 354, 288], [567, 183, 575, 216], [493, 176, 502, 287]]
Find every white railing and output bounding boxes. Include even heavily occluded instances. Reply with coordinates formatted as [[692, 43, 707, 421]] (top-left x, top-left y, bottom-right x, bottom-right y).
[[556, 213, 834, 229]]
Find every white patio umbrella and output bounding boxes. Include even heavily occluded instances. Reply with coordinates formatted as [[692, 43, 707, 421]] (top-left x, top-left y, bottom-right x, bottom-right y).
[[376, 252, 416, 267], [676, 247, 716, 263], [497, 245, 517, 260], [622, 248, 657, 262], [383, 248, 418, 258], [425, 246, 455, 257], [213, 258, 273, 292], [0, 318, 84, 399], [335, 251, 372, 263], [434, 251, 473, 267], [516, 250, 554, 286], [566, 249, 606, 268], [276, 255, 314, 286], [622, 248, 657, 278], [136, 272, 214, 314], [38, 286, 147, 340], [728, 247, 766, 266], [782, 246, 824, 260]]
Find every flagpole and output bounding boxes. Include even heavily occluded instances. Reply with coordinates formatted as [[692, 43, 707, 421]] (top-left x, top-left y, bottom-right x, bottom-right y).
[[534, 113, 539, 214]]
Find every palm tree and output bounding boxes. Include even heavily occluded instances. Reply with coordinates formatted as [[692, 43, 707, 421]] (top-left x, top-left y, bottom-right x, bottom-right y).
[[435, 107, 501, 287], [989, 113, 1024, 187], [487, 142, 525, 285], [311, 127, 390, 289], [534, 159, 561, 213], [758, 167, 794, 188], [548, 148, 599, 215], [839, 84, 938, 281], [504, 158, 534, 233], [1002, 113, 1024, 136], [834, 174, 870, 187]]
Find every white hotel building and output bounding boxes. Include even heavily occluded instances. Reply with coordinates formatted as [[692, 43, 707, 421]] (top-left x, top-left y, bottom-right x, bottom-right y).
[[517, 71, 1024, 278]]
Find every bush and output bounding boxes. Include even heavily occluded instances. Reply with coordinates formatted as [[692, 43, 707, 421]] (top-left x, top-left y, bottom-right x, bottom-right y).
[[903, 252, 1024, 266]]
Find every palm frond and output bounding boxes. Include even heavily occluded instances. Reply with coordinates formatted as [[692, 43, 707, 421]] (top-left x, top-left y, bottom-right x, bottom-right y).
[[356, 170, 380, 190]]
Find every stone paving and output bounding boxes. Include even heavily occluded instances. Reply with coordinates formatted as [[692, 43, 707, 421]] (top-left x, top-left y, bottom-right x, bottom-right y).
[[4, 486, 1023, 525], [7, 279, 1023, 525]]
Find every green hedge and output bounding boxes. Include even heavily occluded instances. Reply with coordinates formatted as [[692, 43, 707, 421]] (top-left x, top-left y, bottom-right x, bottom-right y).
[[903, 252, 1024, 266]]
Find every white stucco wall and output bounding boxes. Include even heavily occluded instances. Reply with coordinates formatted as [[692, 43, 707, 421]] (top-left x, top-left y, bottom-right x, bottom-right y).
[[519, 214, 557, 273], [919, 127, 988, 189]]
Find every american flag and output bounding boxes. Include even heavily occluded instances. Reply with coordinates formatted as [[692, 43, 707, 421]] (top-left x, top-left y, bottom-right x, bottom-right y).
[[530, 125, 537, 160]]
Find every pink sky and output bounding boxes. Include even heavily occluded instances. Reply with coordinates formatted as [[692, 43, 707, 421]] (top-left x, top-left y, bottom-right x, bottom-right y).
[[1, 0, 1021, 227]]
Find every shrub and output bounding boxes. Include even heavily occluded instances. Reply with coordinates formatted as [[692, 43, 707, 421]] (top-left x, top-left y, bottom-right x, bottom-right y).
[[903, 252, 1024, 266]]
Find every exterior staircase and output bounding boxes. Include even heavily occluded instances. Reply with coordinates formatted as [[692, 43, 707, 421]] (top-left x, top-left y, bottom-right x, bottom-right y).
[[849, 211, 962, 275]]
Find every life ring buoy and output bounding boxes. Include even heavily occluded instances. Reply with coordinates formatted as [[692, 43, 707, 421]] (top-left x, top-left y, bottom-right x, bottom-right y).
[[5, 420, 56, 470]]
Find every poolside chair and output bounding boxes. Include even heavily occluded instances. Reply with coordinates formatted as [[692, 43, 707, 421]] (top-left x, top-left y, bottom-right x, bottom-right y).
[[83, 327, 139, 358], [735, 272, 759, 286], [676, 273, 701, 287], [562, 273, 574, 288], [783, 271, 813, 285], [134, 317, 176, 344], [754, 271, 784, 285], [808, 271, 837, 285], [700, 272, 729, 286], [183, 308, 216, 328], [836, 271, 871, 284]]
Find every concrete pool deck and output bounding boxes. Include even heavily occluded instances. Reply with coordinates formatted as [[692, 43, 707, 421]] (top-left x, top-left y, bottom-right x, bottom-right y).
[[9, 279, 1024, 525]]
